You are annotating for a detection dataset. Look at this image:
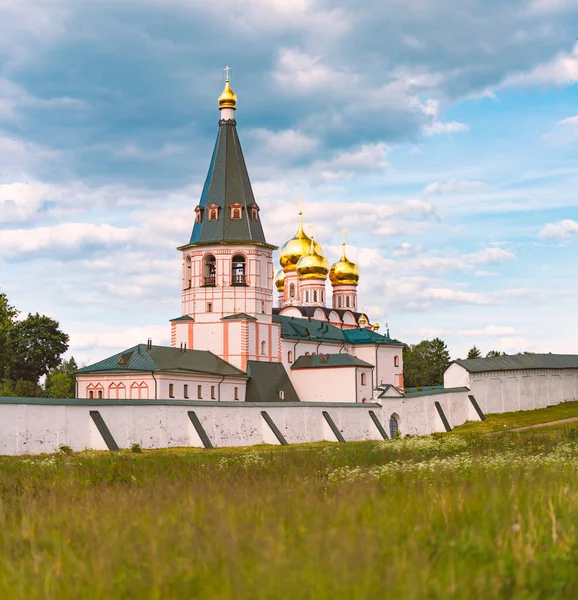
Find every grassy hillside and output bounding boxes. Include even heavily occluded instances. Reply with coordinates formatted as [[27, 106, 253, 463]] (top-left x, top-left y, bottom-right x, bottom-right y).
[[452, 400, 578, 434], [1, 431, 578, 598]]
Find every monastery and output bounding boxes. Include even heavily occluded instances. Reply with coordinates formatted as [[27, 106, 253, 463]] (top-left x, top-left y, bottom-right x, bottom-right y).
[[76, 73, 405, 405]]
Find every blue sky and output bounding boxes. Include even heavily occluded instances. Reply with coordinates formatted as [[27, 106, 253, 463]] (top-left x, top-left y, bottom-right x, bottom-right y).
[[1, 0, 577, 364]]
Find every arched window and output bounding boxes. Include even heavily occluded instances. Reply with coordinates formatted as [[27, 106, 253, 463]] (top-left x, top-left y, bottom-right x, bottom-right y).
[[289, 283, 295, 298], [261, 340, 266, 355], [346, 296, 350, 308], [389, 415, 399, 439], [337, 295, 342, 308], [394, 356, 400, 368], [288, 351, 293, 363], [361, 372, 367, 386], [251, 205, 259, 221], [305, 290, 309, 302], [313, 290, 318, 302], [208, 203, 219, 221], [232, 255, 246, 285], [195, 206, 202, 224], [204, 254, 216, 286], [230, 203, 242, 220], [185, 256, 192, 289], [279, 390, 285, 400], [321, 290, 324, 303], [88, 390, 94, 399]]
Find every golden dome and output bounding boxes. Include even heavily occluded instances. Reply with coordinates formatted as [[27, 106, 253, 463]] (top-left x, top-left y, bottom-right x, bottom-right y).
[[329, 243, 359, 286], [296, 238, 329, 280], [372, 321, 380, 332], [274, 269, 285, 292], [279, 212, 322, 272], [358, 313, 368, 326], [218, 77, 237, 110]]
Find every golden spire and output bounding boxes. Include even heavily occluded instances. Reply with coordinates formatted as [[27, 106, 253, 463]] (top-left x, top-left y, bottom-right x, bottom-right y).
[[329, 235, 360, 286], [296, 232, 329, 280], [279, 204, 321, 271], [218, 66, 237, 110]]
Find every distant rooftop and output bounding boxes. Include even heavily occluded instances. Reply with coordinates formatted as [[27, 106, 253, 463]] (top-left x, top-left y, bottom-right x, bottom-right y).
[[453, 354, 578, 373], [291, 353, 374, 370], [76, 344, 247, 378]]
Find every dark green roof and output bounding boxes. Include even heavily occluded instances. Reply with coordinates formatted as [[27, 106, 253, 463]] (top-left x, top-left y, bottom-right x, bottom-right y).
[[169, 315, 194, 322], [184, 120, 274, 248], [221, 313, 257, 322], [291, 354, 374, 370], [76, 345, 247, 378], [403, 387, 470, 398], [245, 361, 301, 403], [454, 354, 578, 373], [273, 315, 403, 346]]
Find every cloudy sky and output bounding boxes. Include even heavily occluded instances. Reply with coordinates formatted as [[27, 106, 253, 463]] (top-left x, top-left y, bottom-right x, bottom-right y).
[[1, 0, 577, 365]]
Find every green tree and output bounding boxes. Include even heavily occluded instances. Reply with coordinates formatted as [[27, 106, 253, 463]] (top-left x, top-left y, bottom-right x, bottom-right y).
[[403, 338, 451, 388], [0, 292, 19, 377], [4, 314, 69, 385], [486, 350, 506, 357], [44, 357, 78, 398], [467, 346, 482, 359]]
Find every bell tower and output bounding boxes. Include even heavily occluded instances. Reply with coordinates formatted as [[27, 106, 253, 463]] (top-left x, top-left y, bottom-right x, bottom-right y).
[[171, 69, 281, 371]]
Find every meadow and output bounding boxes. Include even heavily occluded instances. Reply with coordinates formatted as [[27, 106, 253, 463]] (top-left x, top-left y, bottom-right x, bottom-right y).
[[1, 425, 578, 598]]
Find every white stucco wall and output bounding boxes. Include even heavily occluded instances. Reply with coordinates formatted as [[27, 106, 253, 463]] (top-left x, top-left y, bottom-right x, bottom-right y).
[[0, 389, 474, 455], [443, 366, 578, 414], [291, 366, 373, 403]]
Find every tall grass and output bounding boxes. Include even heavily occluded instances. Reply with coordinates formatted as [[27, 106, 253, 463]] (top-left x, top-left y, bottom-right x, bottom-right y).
[[0, 432, 577, 599]]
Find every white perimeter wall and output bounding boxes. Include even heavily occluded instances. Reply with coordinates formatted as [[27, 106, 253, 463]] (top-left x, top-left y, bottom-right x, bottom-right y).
[[444, 366, 578, 414], [0, 389, 478, 455]]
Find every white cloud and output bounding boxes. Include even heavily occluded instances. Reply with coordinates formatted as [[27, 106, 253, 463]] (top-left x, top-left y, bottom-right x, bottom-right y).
[[423, 121, 469, 136], [557, 115, 578, 127], [457, 325, 519, 336], [424, 180, 485, 195], [539, 219, 578, 239], [504, 43, 578, 87], [249, 128, 319, 157], [70, 325, 169, 353], [0, 223, 138, 258]]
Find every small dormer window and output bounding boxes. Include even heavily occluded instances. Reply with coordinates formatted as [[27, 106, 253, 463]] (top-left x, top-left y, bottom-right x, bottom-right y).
[[194, 206, 202, 224], [251, 205, 259, 221], [230, 203, 242, 220], [208, 203, 219, 221]]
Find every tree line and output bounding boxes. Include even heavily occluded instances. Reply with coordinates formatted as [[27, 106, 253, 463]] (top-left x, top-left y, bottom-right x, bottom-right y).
[[0, 292, 75, 398], [403, 339, 523, 389]]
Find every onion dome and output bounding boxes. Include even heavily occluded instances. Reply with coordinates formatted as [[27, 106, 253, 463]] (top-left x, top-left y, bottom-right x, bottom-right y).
[[358, 313, 368, 326], [329, 243, 359, 286], [279, 212, 322, 272], [372, 321, 380, 332], [274, 269, 285, 292], [218, 77, 237, 110], [296, 238, 329, 280]]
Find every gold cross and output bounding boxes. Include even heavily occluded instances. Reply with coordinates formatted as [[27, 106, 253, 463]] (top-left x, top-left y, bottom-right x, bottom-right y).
[[341, 229, 348, 245], [297, 196, 305, 216], [224, 66, 232, 82]]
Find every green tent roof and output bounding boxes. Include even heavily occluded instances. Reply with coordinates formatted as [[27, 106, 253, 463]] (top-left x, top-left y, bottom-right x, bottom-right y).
[[291, 354, 374, 370], [76, 345, 247, 378], [245, 361, 301, 402], [273, 314, 403, 346]]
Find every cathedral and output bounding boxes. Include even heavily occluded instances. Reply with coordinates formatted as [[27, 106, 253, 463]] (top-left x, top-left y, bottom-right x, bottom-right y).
[[76, 73, 405, 403]]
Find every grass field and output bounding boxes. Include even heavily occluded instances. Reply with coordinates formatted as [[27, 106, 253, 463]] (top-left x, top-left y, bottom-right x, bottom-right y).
[[1, 422, 578, 599], [452, 399, 578, 434]]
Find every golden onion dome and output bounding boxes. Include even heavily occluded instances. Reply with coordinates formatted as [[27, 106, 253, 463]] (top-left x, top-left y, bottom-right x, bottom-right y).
[[274, 269, 285, 292], [279, 212, 322, 272], [372, 321, 380, 332], [296, 238, 329, 280], [358, 313, 368, 326], [329, 243, 359, 286], [218, 77, 237, 110]]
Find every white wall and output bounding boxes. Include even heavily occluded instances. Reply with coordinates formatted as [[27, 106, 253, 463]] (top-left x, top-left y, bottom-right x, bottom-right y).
[[460, 369, 578, 414], [0, 389, 475, 455]]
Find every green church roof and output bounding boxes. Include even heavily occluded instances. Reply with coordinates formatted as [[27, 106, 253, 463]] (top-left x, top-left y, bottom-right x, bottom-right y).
[[76, 344, 247, 378], [181, 120, 275, 249], [273, 315, 404, 347], [291, 354, 374, 369]]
